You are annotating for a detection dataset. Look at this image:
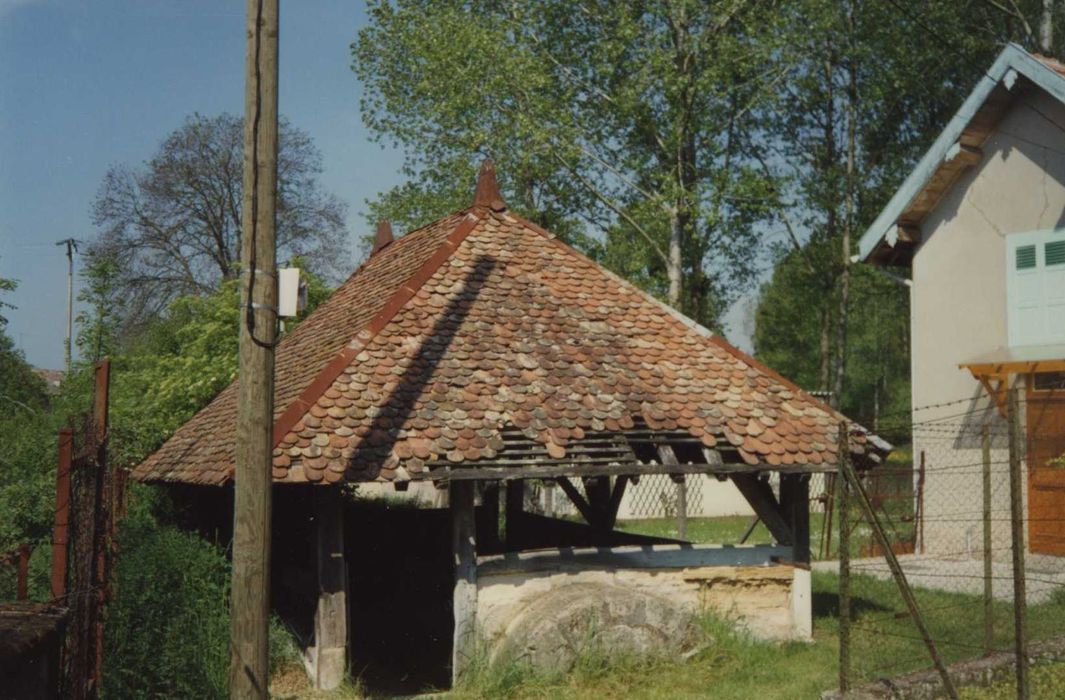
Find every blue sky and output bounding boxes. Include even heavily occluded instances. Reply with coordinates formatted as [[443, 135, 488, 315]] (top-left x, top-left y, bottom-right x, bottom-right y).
[[0, 0, 404, 369], [0, 0, 756, 371]]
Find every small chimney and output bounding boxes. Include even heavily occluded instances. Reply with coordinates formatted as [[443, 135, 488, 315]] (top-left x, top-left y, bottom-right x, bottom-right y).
[[472, 159, 506, 212], [371, 219, 394, 255]]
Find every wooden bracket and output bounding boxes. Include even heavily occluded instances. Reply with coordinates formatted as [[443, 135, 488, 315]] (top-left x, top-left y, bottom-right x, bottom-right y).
[[729, 473, 794, 546], [556, 477, 598, 526], [976, 372, 1009, 417]]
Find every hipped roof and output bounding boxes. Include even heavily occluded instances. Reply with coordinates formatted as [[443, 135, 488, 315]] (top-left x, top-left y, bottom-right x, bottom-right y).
[[134, 162, 879, 486]]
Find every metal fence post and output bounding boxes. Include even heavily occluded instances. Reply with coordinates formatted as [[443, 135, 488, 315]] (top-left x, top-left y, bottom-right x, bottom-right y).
[[842, 425, 959, 699], [1007, 387, 1029, 699], [838, 422, 851, 695], [982, 424, 994, 656], [51, 427, 73, 601]]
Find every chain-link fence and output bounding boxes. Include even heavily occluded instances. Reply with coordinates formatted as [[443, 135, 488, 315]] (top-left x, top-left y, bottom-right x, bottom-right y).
[[829, 386, 1065, 698]]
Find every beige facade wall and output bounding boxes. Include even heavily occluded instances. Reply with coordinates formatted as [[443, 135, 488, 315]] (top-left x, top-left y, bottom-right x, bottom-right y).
[[911, 89, 1065, 555]]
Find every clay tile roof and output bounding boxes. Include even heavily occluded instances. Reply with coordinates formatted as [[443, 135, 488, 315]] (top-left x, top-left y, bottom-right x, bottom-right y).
[[134, 165, 880, 486]]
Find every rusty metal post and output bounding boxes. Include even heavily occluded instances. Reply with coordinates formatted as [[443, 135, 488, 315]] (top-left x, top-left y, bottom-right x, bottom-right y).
[[982, 424, 994, 656], [17, 544, 30, 600], [1007, 387, 1029, 700], [89, 358, 111, 696], [51, 427, 73, 601], [838, 423, 851, 695]]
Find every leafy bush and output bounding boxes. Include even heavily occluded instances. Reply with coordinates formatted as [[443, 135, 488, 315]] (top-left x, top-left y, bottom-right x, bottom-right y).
[[103, 503, 231, 699]]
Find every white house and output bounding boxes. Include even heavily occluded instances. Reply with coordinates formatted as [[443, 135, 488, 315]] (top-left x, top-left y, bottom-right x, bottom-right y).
[[859, 44, 1065, 558]]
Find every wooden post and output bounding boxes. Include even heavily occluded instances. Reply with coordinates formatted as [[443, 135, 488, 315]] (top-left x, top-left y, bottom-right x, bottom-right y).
[[231, 0, 279, 696], [481, 482, 500, 550], [1007, 387, 1029, 700], [16, 544, 30, 600], [451, 481, 477, 687], [543, 480, 555, 518], [52, 427, 73, 600], [982, 425, 994, 656], [838, 424, 851, 695], [505, 479, 523, 547], [821, 473, 836, 559], [311, 488, 348, 690], [782, 474, 811, 565]]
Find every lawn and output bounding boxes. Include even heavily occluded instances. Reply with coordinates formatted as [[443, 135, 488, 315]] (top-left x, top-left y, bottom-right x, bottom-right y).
[[269, 569, 1065, 699], [617, 507, 917, 561]]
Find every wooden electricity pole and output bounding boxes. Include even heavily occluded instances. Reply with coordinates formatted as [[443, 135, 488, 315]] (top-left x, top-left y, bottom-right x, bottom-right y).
[[230, 0, 279, 697]]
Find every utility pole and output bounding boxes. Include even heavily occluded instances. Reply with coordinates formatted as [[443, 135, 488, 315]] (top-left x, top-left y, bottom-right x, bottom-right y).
[[56, 238, 79, 372], [230, 0, 279, 697]]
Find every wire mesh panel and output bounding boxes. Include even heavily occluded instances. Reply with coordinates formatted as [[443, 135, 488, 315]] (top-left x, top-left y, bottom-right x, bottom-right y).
[[624, 474, 704, 519], [834, 386, 1065, 697]]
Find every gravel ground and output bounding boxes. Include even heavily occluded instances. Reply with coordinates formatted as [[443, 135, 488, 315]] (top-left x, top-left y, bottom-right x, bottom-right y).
[[813, 553, 1065, 604]]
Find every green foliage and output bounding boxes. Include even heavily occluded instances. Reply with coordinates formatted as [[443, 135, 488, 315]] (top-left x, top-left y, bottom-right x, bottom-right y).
[[353, 0, 783, 327], [89, 113, 348, 332], [754, 245, 911, 438], [102, 494, 231, 699]]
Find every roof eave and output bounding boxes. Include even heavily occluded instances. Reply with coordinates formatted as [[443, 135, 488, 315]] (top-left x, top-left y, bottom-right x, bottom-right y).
[[858, 43, 1065, 266]]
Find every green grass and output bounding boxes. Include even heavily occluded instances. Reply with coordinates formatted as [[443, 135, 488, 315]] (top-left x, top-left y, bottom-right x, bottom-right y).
[[961, 662, 1065, 699], [617, 507, 917, 561], [616, 514, 775, 544], [450, 571, 1065, 699]]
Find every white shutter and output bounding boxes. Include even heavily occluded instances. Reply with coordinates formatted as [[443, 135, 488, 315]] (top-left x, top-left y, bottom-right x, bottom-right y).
[[1046, 239, 1065, 344], [1007, 230, 1065, 347]]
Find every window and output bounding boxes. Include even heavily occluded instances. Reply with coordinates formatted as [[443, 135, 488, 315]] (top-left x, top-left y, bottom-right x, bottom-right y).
[[1032, 371, 1065, 392], [1006, 230, 1065, 347]]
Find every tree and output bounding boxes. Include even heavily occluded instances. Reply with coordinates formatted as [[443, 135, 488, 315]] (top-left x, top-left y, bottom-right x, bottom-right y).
[[0, 270, 48, 413], [754, 245, 910, 437], [353, 0, 782, 327], [753, 0, 1051, 409], [90, 113, 348, 333]]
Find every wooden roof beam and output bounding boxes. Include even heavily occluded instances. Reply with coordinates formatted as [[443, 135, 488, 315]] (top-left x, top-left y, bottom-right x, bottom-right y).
[[946, 140, 983, 167]]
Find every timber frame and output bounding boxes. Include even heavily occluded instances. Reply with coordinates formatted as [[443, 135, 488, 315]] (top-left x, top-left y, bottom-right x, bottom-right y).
[[436, 424, 838, 683]]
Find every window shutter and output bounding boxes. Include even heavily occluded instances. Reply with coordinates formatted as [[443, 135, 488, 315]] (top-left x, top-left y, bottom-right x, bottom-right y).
[[1016, 245, 1037, 270], [1047, 240, 1065, 267], [1008, 232, 1065, 347]]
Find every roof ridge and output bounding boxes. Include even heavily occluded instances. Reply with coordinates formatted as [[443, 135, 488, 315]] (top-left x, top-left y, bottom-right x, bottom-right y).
[[505, 210, 846, 423], [269, 209, 486, 449]]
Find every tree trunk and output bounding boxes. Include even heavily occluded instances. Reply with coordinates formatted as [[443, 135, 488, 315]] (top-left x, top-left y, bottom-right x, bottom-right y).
[[667, 209, 683, 308], [819, 306, 832, 392], [1041, 0, 1054, 54], [832, 6, 859, 411]]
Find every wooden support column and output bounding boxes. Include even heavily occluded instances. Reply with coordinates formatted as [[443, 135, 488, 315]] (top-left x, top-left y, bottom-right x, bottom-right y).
[[451, 481, 477, 687], [505, 479, 524, 547], [311, 487, 348, 691], [479, 481, 500, 551], [658, 446, 686, 539], [582, 476, 611, 528], [780, 474, 811, 564]]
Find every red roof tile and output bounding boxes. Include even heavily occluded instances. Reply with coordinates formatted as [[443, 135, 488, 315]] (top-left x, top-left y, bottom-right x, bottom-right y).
[[134, 165, 877, 485]]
